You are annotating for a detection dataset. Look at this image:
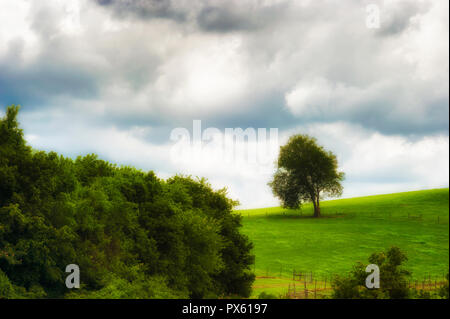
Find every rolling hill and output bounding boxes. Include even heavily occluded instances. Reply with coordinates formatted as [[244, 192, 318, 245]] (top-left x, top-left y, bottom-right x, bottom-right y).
[[235, 188, 449, 297]]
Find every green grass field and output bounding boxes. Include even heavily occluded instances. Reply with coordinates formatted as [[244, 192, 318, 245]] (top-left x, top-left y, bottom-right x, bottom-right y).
[[235, 188, 449, 298]]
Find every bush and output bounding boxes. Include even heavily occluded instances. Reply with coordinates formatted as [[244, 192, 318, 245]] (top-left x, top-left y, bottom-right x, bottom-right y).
[[332, 246, 411, 299], [439, 273, 449, 299], [258, 291, 278, 299]]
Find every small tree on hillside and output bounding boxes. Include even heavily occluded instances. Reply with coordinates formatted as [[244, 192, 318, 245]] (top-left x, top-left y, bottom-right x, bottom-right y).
[[332, 246, 411, 299], [269, 134, 344, 217]]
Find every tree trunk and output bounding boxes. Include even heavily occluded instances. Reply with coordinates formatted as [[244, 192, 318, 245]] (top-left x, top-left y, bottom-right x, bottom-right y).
[[313, 199, 321, 218], [311, 190, 321, 218]]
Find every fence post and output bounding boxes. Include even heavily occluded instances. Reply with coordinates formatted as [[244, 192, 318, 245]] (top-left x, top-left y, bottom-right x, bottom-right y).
[[314, 280, 317, 299], [304, 280, 307, 299]]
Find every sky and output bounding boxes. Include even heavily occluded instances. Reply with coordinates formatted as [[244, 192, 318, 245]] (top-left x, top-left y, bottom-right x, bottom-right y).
[[0, 0, 448, 208]]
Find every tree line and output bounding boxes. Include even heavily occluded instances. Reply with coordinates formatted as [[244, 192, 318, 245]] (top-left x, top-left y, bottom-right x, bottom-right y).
[[0, 105, 254, 298]]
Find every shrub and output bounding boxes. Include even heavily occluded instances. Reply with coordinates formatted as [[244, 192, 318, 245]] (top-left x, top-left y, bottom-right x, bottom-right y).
[[439, 273, 449, 299], [332, 246, 411, 299], [258, 291, 278, 299]]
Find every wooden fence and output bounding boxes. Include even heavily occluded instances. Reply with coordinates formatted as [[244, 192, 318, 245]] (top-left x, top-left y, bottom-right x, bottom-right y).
[[282, 270, 448, 299]]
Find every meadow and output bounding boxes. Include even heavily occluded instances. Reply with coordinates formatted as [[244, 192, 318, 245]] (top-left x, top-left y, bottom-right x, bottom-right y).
[[236, 188, 449, 297]]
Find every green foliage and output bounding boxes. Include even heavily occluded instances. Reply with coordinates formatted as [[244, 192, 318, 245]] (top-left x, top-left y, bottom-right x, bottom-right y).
[[269, 134, 344, 217], [0, 105, 254, 298], [0, 269, 15, 298], [268, 170, 301, 209], [0, 269, 46, 298], [332, 247, 411, 299], [66, 266, 185, 299], [165, 176, 254, 298], [439, 273, 449, 299], [257, 291, 278, 299]]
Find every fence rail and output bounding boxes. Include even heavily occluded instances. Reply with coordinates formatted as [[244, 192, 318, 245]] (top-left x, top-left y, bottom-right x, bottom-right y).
[[254, 268, 448, 299], [242, 210, 449, 224], [282, 273, 448, 299]]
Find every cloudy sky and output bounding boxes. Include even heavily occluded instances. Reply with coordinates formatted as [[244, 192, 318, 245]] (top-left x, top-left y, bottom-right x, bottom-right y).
[[0, 0, 448, 208]]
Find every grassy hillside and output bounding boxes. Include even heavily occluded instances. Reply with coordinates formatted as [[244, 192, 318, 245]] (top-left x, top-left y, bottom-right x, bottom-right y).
[[235, 188, 449, 297]]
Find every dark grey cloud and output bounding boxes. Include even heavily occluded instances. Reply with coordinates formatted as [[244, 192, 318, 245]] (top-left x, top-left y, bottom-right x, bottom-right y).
[[1, 0, 447, 138], [95, 0, 186, 21], [94, 0, 289, 33], [196, 2, 288, 33], [1, 0, 162, 114], [376, 0, 431, 37], [0, 40, 100, 108], [197, 6, 257, 32]]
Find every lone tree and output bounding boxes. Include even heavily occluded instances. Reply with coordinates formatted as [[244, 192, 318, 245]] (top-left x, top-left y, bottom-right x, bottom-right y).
[[269, 134, 344, 217]]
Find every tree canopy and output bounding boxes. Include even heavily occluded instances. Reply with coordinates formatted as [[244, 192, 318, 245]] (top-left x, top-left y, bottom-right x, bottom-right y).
[[269, 134, 344, 217], [0, 105, 254, 299], [332, 246, 411, 299]]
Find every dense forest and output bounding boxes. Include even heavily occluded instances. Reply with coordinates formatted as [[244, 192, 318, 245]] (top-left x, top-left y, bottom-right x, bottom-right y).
[[0, 105, 255, 298]]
